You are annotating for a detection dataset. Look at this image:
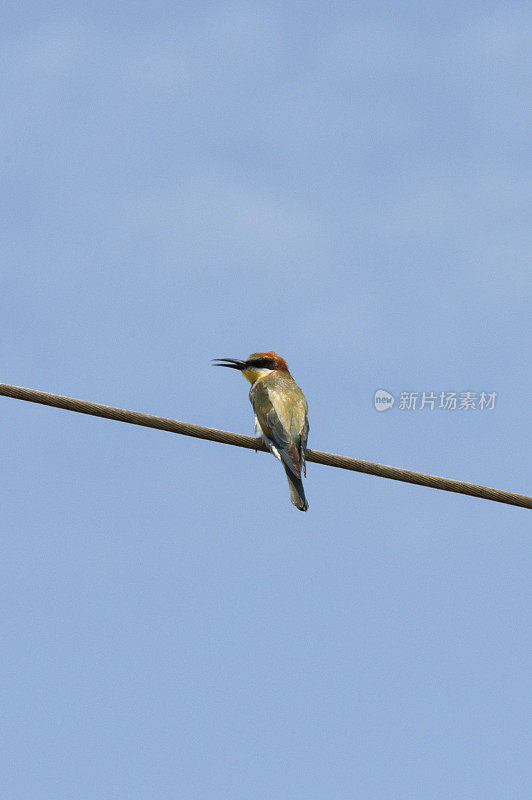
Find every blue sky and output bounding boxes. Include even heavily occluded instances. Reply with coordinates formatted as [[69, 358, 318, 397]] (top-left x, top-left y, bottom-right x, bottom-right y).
[[1, 2, 531, 797]]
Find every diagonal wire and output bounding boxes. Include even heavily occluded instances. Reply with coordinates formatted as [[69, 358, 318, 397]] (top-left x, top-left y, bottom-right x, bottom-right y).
[[0, 382, 530, 510]]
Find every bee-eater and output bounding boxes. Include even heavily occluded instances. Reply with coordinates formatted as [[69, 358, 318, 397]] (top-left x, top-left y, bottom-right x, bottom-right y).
[[213, 351, 309, 511]]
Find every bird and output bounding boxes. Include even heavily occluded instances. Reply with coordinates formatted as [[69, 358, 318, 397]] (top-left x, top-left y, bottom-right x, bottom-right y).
[[213, 351, 309, 511]]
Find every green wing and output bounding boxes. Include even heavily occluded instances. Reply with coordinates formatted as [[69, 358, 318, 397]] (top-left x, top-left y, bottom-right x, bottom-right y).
[[250, 379, 307, 479]]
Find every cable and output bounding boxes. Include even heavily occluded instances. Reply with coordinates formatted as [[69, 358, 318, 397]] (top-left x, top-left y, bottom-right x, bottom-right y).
[[0, 382, 530, 510]]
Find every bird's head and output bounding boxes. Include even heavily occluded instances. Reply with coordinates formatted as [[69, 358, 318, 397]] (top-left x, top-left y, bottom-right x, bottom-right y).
[[213, 351, 289, 384]]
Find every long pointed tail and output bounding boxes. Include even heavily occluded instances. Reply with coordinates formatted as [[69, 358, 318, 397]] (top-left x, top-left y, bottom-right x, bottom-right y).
[[283, 465, 309, 511]]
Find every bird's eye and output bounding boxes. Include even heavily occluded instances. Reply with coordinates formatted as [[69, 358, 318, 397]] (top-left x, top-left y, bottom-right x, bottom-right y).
[[247, 358, 274, 369]]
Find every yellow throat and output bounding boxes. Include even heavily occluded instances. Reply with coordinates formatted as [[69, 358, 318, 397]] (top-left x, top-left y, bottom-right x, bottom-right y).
[[241, 367, 272, 384]]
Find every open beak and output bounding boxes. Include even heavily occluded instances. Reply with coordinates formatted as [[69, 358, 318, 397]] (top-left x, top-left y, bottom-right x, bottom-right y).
[[212, 358, 247, 370]]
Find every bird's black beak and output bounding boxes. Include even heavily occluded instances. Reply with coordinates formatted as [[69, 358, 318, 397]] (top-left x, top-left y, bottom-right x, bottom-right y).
[[212, 358, 247, 370]]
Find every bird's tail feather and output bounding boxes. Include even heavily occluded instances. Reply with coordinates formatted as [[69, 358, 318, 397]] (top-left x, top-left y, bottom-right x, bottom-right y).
[[283, 465, 308, 512]]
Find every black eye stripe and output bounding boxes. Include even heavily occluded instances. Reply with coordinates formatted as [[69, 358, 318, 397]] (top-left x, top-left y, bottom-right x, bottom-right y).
[[246, 358, 275, 369]]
